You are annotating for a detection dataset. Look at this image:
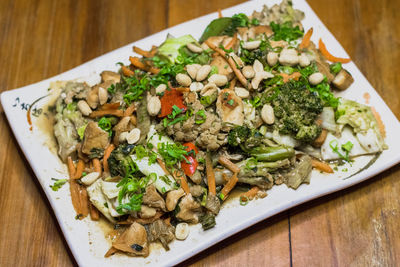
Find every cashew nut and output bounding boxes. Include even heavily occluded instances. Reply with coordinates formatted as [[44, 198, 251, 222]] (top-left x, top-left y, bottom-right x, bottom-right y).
[[267, 52, 279, 66], [208, 74, 228, 87], [196, 65, 211, 81], [77, 100, 92, 116], [187, 43, 203, 53], [98, 86, 108, 105], [147, 96, 161, 116], [175, 223, 189, 240], [261, 104, 275, 124], [119, 131, 128, 143], [242, 65, 255, 79], [190, 81, 204, 92], [279, 48, 299, 66], [309, 72, 324, 85], [155, 84, 167, 94], [186, 64, 201, 80], [81, 172, 100, 186], [234, 87, 250, 98], [176, 73, 192, 87], [299, 53, 311, 67], [242, 40, 261, 50], [126, 128, 141, 144]]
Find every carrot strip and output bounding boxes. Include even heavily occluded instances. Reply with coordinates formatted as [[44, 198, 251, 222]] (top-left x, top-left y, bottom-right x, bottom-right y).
[[121, 65, 134, 77], [218, 9, 223, 18], [318, 38, 351, 63], [133, 46, 154, 58], [157, 158, 170, 175], [129, 56, 159, 74], [218, 155, 240, 174], [89, 204, 100, 221], [240, 186, 259, 201], [104, 247, 118, 257], [149, 45, 158, 57], [298, 27, 313, 50], [173, 169, 190, 194], [205, 154, 216, 195], [74, 159, 85, 179], [224, 33, 237, 50], [205, 39, 248, 88], [279, 72, 301, 83], [371, 107, 386, 138], [175, 87, 190, 93], [99, 102, 120, 110], [79, 186, 89, 218], [103, 144, 115, 173], [220, 173, 238, 200], [89, 109, 124, 118], [229, 78, 237, 90], [69, 178, 82, 216], [67, 156, 76, 179], [123, 103, 136, 117], [311, 159, 334, 173], [92, 158, 102, 175]]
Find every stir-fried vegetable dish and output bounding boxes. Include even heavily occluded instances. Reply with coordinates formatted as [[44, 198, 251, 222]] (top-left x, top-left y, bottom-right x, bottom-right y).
[[50, 0, 386, 257]]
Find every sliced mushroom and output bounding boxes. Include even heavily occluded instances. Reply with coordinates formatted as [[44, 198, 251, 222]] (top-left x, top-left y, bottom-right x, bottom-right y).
[[216, 89, 244, 127], [81, 121, 110, 154], [100, 71, 120, 84], [210, 56, 234, 80], [332, 69, 354, 90], [143, 185, 166, 211], [112, 222, 149, 257], [176, 194, 201, 223], [166, 188, 185, 211]]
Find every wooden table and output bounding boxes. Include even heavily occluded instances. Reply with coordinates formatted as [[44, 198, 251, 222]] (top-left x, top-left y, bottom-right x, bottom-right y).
[[1, 0, 399, 266]]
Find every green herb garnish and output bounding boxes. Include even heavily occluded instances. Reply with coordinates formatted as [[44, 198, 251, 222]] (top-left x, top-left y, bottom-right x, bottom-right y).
[[50, 178, 67, 191]]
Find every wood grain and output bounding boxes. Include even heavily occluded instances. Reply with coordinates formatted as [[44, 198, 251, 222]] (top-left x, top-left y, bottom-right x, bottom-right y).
[[0, 0, 399, 266]]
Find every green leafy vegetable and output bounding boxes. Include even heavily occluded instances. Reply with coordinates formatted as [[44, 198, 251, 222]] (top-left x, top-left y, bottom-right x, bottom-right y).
[[158, 35, 198, 63], [157, 142, 189, 168], [270, 21, 304, 42], [98, 117, 113, 136], [330, 62, 342, 74], [50, 178, 67, 191]]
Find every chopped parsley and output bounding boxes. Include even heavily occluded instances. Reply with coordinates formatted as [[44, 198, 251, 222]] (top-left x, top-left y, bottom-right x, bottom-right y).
[[270, 21, 304, 42], [98, 117, 113, 136]]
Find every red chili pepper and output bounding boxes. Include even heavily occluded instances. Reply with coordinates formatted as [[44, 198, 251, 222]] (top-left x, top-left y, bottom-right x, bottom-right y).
[[181, 142, 198, 176], [158, 88, 187, 118]]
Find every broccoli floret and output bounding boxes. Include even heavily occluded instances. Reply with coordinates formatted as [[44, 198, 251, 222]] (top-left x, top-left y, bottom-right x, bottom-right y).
[[270, 81, 323, 143], [227, 126, 252, 147]]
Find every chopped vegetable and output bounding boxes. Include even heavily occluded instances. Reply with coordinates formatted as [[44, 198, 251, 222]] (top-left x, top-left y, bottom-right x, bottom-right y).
[[219, 173, 238, 200], [205, 153, 216, 195], [311, 159, 333, 173], [159, 88, 187, 118], [50, 178, 68, 191], [298, 27, 313, 49], [318, 39, 351, 63]]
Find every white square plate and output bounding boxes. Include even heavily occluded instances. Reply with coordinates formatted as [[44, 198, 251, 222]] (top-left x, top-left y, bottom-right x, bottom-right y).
[[2, 0, 400, 266]]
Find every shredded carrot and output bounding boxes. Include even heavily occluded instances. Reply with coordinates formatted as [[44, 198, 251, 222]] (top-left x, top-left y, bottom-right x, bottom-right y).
[[104, 247, 118, 257], [79, 186, 89, 218], [371, 107, 386, 138], [133, 46, 154, 58], [205, 39, 249, 88], [175, 87, 190, 93], [123, 103, 136, 117], [311, 159, 333, 173], [99, 102, 120, 110], [92, 158, 102, 175], [129, 56, 160, 74], [73, 159, 85, 179], [69, 178, 82, 216], [205, 154, 216, 195], [224, 33, 237, 50], [298, 27, 313, 50], [130, 115, 137, 126], [218, 9, 223, 18], [164, 217, 171, 226], [240, 186, 259, 201], [229, 78, 237, 90], [279, 72, 301, 83], [103, 144, 115, 173], [173, 170, 190, 194], [149, 45, 158, 57], [157, 158, 170, 175], [220, 173, 238, 200], [89, 204, 100, 221], [318, 38, 351, 63], [67, 156, 76, 179], [218, 155, 240, 174], [121, 65, 134, 77], [89, 109, 124, 118], [363, 92, 370, 104]]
